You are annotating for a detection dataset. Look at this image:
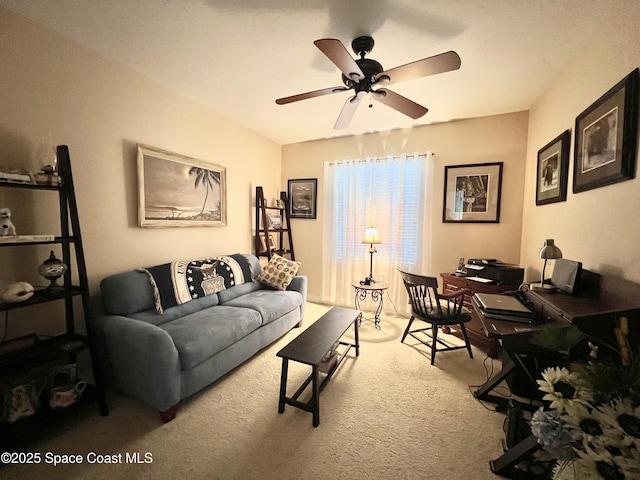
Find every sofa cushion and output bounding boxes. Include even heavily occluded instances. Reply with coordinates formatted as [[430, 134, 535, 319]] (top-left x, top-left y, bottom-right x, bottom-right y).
[[216, 280, 262, 304], [222, 289, 303, 325], [100, 270, 156, 316], [129, 294, 220, 326], [256, 254, 301, 291], [159, 306, 262, 370]]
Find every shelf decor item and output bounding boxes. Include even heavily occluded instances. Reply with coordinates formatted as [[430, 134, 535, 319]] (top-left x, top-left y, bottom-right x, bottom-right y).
[[573, 69, 639, 193], [36, 130, 58, 174], [38, 251, 68, 292], [0, 282, 34, 303], [0, 207, 16, 236]]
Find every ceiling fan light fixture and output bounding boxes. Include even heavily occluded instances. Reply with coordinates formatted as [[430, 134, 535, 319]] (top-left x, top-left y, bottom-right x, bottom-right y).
[[277, 36, 460, 128]]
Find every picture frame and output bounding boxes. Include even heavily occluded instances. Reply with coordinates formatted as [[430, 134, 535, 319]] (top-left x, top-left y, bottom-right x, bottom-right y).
[[443, 162, 503, 223], [137, 145, 226, 228], [536, 130, 570, 206], [267, 213, 282, 230], [573, 69, 639, 193], [288, 178, 317, 219], [258, 234, 276, 253]]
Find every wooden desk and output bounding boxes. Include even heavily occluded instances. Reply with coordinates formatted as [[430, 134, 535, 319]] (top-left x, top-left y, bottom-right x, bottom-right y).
[[471, 277, 640, 409], [472, 277, 640, 479], [440, 273, 520, 358]]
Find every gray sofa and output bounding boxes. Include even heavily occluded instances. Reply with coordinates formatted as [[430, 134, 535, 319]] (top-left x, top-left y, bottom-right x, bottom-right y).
[[90, 254, 306, 422]]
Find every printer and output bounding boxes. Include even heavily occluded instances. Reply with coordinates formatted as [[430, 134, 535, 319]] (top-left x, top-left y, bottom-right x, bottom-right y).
[[463, 259, 524, 285]]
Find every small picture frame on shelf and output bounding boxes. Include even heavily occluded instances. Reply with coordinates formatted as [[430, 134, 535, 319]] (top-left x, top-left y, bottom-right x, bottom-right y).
[[267, 214, 282, 230], [258, 234, 276, 253]]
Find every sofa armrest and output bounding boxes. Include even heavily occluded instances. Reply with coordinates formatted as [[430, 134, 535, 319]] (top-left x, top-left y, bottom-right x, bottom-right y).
[[287, 275, 307, 319], [96, 314, 182, 412]]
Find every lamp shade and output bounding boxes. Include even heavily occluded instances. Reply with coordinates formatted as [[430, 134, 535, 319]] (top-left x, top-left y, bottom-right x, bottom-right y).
[[362, 226, 381, 245], [539, 239, 562, 260]]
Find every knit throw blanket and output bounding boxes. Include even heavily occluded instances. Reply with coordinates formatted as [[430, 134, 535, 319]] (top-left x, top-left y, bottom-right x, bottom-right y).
[[140, 254, 253, 313]]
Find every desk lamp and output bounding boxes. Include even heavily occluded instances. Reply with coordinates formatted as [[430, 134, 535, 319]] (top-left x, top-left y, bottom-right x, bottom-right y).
[[534, 239, 562, 292], [361, 226, 381, 285]]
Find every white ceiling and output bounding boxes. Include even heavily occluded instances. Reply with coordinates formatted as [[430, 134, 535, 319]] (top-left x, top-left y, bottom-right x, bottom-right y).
[[1, 0, 619, 145]]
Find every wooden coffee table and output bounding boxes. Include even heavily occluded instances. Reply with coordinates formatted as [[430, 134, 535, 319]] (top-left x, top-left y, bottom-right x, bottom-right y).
[[276, 306, 361, 427]]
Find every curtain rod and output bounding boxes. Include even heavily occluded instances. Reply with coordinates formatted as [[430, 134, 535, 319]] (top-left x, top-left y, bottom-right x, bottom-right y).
[[326, 152, 434, 166]]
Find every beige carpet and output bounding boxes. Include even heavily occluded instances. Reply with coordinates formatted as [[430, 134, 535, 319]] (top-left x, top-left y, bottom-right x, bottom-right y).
[[2, 303, 510, 480]]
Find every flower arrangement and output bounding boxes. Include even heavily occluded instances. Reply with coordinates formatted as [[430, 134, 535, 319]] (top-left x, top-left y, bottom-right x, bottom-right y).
[[528, 320, 640, 479]]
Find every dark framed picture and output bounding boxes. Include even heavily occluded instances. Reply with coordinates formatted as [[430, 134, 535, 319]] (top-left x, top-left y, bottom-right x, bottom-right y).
[[536, 130, 570, 206], [288, 178, 317, 219], [137, 145, 226, 227], [443, 162, 503, 223], [573, 69, 639, 193]]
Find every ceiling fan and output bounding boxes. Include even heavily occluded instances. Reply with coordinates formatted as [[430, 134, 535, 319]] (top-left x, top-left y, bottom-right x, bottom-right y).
[[275, 36, 461, 129]]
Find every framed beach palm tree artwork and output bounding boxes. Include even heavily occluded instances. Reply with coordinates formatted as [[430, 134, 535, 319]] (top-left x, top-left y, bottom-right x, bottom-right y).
[[137, 145, 227, 227]]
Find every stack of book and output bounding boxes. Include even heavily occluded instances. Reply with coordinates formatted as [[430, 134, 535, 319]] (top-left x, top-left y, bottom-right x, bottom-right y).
[[0, 235, 55, 243]]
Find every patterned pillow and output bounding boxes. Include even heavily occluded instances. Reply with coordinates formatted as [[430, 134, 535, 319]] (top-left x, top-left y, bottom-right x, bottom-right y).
[[256, 254, 301, 291]]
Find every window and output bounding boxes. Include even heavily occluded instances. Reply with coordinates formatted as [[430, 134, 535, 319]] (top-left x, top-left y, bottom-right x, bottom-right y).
[[322, 153, 432, 310]]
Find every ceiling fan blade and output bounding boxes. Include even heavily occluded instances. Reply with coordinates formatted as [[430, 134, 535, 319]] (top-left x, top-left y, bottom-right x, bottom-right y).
[[314, 38, 364, 82], [374, 51, 461, 85], [373, 88, 428, 119], [276, 86, 349, 105], [334, 93, 364, 130]]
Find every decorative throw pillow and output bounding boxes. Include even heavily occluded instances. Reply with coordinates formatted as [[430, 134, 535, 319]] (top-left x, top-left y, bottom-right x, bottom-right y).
[[256, 254, 301, 291]]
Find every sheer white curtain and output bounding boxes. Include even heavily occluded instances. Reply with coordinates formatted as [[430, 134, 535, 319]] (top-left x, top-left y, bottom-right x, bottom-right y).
[[321, 152, 434, 315]]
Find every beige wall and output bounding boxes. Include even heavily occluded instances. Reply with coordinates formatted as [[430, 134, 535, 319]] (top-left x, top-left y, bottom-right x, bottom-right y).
[[0, 9, 281, 336], [521, 3, 640, 285], [282, 112, 529, 302], [4, 0, 639, 340]]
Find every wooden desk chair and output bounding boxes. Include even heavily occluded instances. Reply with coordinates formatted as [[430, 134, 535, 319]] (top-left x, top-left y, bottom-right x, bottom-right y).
[[399, 270, 473, 365]]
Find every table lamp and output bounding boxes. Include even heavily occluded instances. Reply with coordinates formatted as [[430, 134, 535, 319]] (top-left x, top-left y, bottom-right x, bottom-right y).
[[361, 226, 381, 285], [534, 239, 562, 292]]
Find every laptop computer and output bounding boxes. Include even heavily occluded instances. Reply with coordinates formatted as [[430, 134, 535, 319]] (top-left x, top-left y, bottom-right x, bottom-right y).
[[474, 293, 534, 323]]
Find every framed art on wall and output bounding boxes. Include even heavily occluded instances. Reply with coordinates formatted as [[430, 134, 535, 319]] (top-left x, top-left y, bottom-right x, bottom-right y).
[[288, 178, 317, 219], [443, 162, 503, 223], [137, 145, 227, 227], [573, 69, 639, 193], [536, 130, 570, 206]]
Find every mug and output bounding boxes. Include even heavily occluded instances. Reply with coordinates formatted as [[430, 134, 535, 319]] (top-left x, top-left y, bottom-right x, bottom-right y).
[[1, 377, 46, 424], [49, 381, 86, 409]]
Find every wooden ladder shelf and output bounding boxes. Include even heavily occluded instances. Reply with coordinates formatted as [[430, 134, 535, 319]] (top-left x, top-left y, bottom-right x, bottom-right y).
[[255, 186, 295, 261]]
